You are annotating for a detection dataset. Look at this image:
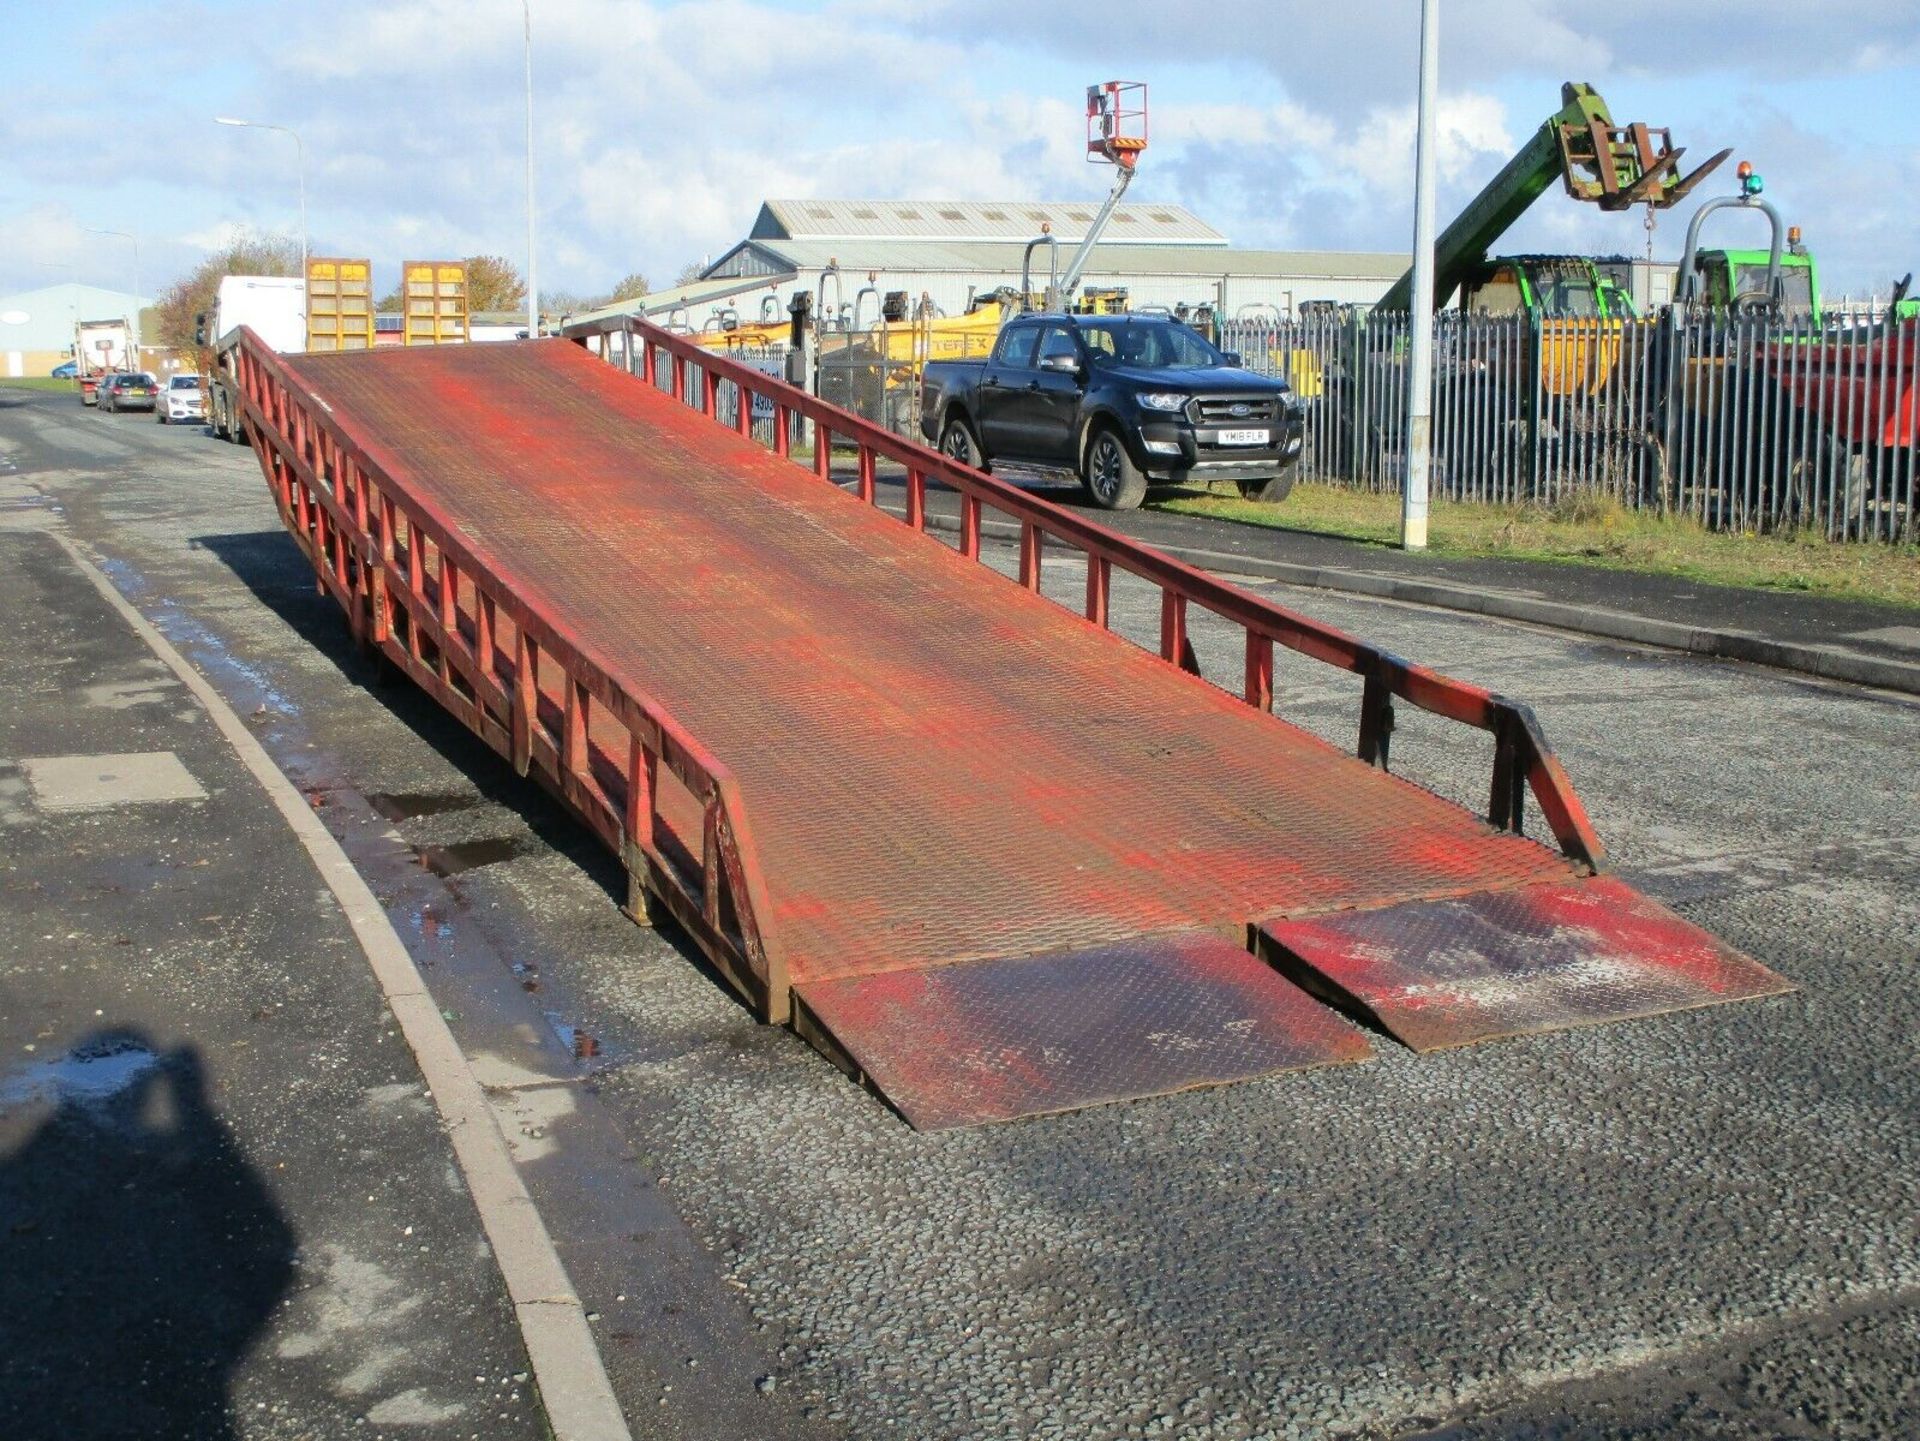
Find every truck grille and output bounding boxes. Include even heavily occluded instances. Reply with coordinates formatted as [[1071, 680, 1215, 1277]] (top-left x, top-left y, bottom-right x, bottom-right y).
[[1188, 396, 1279, 425]]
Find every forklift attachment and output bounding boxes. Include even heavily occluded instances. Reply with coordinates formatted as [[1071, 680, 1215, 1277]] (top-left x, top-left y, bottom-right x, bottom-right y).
[[1558, 114, 1731, 212], [1258, 877, 1792, 1053]]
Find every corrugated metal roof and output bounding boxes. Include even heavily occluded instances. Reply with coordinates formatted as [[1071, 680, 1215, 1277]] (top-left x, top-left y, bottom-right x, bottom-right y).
[[750, 199, 1227, 246], [710, 237, 1407, 282], [561, 272, 796, 329]]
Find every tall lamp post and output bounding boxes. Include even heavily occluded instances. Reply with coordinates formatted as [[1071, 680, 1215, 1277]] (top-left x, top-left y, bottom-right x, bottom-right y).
[[214, 116, 308, 275], [83, 227, 141, 300], [522, 0, 538, 338], [1402, 0, 1439, 550]]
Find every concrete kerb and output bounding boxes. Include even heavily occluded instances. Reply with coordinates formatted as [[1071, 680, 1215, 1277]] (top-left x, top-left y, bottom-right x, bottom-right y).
[[53, 533, 635, 1441], [879, 500, 1920, 698]]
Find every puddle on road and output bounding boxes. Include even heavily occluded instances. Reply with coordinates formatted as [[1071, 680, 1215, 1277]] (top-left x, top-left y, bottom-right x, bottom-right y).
[[545, 1013, 601, 1061], [367, 791, 481, 823], [413, 836, 527, 877], [0, 1035, 160, 1109]]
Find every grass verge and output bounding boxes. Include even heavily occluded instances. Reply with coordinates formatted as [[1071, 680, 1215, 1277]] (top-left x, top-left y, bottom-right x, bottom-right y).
[[0, 377, 78, 392], [1152, 483, 1920, 609]]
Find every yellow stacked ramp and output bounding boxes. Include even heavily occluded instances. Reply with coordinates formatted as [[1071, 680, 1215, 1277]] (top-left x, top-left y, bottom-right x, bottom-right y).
[[305, 258, 375, 351], [402, 261, 470, 345]]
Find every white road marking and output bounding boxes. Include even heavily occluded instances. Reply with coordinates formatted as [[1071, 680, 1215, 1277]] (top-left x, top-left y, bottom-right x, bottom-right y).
[[54, 532, 633, 1441]]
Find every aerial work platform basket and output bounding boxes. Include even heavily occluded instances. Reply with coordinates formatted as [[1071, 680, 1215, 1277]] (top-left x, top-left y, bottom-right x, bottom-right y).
[[229, 318, 1789, 1129]]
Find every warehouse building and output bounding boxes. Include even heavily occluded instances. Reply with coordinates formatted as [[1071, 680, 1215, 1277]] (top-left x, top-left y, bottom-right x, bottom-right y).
[[570, 199, 1407, 331], [0, 282, 153, 377], [705, 199, 1404, 321]]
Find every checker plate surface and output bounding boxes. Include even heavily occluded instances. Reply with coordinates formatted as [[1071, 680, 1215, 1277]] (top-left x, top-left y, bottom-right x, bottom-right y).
[[1258, 875, 1794, 1053], [283, 340, 1575, 991], [796, 931, 1373, 1130]]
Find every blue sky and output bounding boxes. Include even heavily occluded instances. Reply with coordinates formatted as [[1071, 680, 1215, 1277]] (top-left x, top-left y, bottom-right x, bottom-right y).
[[2, 0, 1914, 304]]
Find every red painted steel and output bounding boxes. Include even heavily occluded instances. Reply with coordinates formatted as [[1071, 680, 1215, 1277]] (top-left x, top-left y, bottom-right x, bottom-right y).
[[1763, 320, 1919, 449], [796, 932, 1372, 1131], [1258, 877, 1792, 1052], [229, 319, 1787, 1124], [569, 312, 1607, 870]]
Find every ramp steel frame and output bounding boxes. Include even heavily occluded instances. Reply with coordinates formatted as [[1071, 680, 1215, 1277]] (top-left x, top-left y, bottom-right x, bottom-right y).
[[562, 312, 1605, 871], [231, 332, 788, 1018]]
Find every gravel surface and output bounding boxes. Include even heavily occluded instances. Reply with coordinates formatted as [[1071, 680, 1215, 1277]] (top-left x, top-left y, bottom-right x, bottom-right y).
[[6, 386, 1917, 1439]]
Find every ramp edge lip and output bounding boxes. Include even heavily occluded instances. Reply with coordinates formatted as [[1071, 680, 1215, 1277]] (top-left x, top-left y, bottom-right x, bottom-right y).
[[1256, 875, 1795, 1054], [792, 929, 1373, 1131]]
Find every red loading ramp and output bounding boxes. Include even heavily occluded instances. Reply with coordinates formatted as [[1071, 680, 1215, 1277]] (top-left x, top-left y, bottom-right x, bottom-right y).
[[233, 329, 1791, 1126]]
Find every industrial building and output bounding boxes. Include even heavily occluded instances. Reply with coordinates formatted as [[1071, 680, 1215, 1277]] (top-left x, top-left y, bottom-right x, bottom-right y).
[[570, 199, 1408, 331], [0, 282, 153, 377], [705, 198, 1407, 321]]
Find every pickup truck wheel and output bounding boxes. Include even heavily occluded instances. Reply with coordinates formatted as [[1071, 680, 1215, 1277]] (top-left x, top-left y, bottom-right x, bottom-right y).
[[1083, 427, 1147, 511], [940, 415, 988, 473], [1235, 474, 1295, 504]]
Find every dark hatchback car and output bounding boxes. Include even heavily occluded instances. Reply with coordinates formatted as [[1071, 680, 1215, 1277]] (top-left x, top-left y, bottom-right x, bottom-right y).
[[98, 372, 157, 414]]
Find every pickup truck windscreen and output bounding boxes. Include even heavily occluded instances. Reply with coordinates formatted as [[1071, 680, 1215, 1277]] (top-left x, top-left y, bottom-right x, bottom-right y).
[[1080, 320, 1223, 370]]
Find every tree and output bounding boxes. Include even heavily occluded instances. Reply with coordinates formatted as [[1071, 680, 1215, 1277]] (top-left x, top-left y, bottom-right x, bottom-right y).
[[463, 254, 526, 313], [153, 232, 302, 370], [379, 255, 525, 316], [537, 289, 596, 318], [674, 260, 706, 287], [607, 272, 649, 303]]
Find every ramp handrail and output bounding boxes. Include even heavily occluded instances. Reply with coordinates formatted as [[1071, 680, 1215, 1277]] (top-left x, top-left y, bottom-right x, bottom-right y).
[[228, 327, 790, 1020], [563, 312, 1604, 871]]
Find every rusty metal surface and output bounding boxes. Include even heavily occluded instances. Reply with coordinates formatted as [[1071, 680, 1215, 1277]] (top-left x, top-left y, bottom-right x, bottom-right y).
[[1258, 876, 1794, 1053], [280, 339, 1575, 996], [795, 930, 1372, 1130]]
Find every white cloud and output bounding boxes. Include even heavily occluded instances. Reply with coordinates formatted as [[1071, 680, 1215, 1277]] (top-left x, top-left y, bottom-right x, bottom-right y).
[[1, 0, 1915, 299]]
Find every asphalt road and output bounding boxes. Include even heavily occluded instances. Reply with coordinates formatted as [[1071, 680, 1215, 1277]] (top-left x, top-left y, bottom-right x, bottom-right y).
[[4, 385, 1918, 1440], [0, 444, 543, 1435]]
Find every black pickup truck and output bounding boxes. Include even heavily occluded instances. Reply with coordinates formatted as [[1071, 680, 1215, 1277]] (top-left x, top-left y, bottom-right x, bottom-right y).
[[919, 313, 1303, 510]]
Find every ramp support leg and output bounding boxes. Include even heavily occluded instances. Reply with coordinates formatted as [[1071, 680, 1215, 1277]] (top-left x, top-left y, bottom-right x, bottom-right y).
[[1359, 670, 1395, 770], [512, 633, 536, 777], [1488, 710, 1528, 835]]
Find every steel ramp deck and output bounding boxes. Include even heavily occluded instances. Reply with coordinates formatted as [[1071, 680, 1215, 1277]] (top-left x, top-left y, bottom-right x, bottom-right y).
[[241, 336, 1789, 1126]]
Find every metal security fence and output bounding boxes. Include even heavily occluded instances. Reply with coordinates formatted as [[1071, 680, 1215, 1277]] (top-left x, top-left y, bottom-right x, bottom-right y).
[[1220, 311, 1919, 542]]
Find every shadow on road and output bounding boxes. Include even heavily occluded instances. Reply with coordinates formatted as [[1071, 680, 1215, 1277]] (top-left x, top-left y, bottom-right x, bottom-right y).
[[0, 1030, 294, 1440], [191, 528, 640, 911]]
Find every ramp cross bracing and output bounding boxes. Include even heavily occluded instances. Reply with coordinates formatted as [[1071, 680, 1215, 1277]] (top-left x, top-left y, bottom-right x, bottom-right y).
[[235, 327, 1791, 1126]]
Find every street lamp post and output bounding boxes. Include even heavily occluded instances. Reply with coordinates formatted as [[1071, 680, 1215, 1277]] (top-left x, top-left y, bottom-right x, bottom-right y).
[[522, 1, 538, 338], [1402, 0, 1439, 551], [214, 116, 308, 275], [83, 227, 141, 300]]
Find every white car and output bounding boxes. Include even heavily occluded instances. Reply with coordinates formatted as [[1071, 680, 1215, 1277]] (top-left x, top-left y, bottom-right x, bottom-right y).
[[157, 374, 205, 425]]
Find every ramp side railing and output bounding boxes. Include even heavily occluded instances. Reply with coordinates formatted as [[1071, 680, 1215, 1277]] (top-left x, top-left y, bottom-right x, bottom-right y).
[[565, 313, 1604, 871], [229, 327, 791, 1021]]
